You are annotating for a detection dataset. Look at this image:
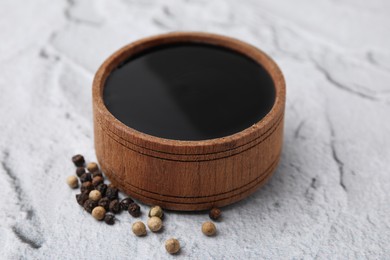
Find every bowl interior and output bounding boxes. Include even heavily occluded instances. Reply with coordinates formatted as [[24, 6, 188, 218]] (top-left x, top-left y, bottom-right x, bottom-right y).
[[102, 41, 276, 141]]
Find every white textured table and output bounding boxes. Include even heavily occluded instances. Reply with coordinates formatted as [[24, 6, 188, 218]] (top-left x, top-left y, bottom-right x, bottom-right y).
[[0, 0, 389, 259]]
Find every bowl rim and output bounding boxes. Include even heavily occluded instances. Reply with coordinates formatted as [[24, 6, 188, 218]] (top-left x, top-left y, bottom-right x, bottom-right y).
[[93, 31, 285, 156]]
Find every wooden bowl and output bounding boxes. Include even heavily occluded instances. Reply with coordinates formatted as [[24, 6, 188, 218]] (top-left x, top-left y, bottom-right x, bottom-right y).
[[93, 32, 285, 211]]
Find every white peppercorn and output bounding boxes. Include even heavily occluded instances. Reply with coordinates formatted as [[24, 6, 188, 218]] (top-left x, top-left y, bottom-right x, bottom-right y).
[[89, 190, 102, 201], [132, 221, 147, 236], [147, 216, 162, 232], [87, 162, 99, 173], [202, 221, 216, 236], [92, 206, 106, 220], [66, 175, 79, 189], [165, 238, 180, 254], [148, 205, 163, 219]]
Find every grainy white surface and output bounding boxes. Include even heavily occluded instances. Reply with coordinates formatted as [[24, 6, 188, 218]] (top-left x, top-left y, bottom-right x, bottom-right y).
[[0, 0, 389, 259]]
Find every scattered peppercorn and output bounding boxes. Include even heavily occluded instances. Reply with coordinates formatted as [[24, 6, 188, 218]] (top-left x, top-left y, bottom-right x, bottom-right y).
[[96, 183, 107, 197], [165, 238, 180, 254], [147, 216, 163, 232], [209, 207, 221, 221], [104, 212, 115, 225], [106, 185, 118, 200], [201, 221, 216, 236], [92, 206, 106, 221], [128, 202, 141, 217], [148, 205, 164, 219], [120, 197, 134, 211], [92, 171, 103, 178], [83, 199, 98, 213], [87, 162, 99, 173], [98, 197, 110, 211], [109, 199, 121, 214], [89, 190, 102, 201], [76, 191, 89, 206], [76, 167, 86, 177], [66, 175, 79, 189], [80, 181, 93, 193], [92, 176, 104, 187], [80, 173, 92, 183], [132, 221, 147, 236], [72, 154, 85, 167]]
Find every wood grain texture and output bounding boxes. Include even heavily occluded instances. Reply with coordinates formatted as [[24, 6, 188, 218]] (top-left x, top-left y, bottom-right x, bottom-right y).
[[92, 32, 286, 211]]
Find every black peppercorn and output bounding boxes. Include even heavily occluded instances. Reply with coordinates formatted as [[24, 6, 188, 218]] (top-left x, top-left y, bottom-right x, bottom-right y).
[[92, 176, 104, 187], [80, 181, 93, 193], [98, 197, 111, 211], [109, 199, 121, 214], [104, 212, 115, 225], [80, 173, 92, 183], [106, 186, 118, 200], [120, 197, 134, 211], [96, 183, 107, 197], [209, 207, 222, 221], [128, 202, 141, 217], [76, 191, 89, 206], [92, 171, 103, 178], [83, 199, 98, 213], [76, 167, 86, 177], [72, 154, 85, 167]]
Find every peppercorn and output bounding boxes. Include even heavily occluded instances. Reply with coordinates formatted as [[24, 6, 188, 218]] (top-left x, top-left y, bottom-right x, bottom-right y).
[[148, 205, 163, 219], [80, 181, 93, 193], [89, 190, 102, 201], [76, 191, 89, 206], [120, 197, 134, 211], [132, 221, 146, 236], [147, 216, 162, 232], [83, 199, 98, 213], [92, 206, 106, 221], [96, 183, 107, 197], [128, 203, 141, 217], [66, 175, 79, 189], [201, 221, 216, 236], [76, 167, 86, 177], [92, 171, 103, 178], [80, 173, 92, 183], [87, 162, 99, 173], [165, 238, 180, 254], [109, 199, 121, 214], [106, 186, 118, 200], [104, 212, 115, 225], [209, 207, 221, 221], [92, 176, 103, 187], [72, 154, 85, 167], [98, 197, 110, 211]]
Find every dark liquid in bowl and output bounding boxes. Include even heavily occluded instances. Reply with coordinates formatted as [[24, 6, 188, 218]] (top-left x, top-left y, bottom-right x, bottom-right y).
[[103, 43, 275, 141]]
